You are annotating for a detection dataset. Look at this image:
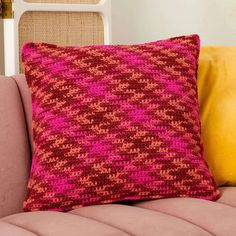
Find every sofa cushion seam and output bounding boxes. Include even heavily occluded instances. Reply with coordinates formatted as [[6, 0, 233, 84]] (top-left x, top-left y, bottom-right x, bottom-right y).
[[68, 211, 132, 236], [1, 219, 40, 236], [134, 206, 216, 236], [217, 201, 236, 208]]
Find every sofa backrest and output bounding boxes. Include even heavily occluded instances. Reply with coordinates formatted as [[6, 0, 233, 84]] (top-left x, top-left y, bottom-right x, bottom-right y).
[[0, 75, 31, 218]]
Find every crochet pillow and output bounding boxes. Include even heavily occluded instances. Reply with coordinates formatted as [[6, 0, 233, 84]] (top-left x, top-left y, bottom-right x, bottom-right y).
[[22, 35, 219, 212]]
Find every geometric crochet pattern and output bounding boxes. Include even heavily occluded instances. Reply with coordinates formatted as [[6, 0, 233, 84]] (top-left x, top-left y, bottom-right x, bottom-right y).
[[22, 35, 220, 212]]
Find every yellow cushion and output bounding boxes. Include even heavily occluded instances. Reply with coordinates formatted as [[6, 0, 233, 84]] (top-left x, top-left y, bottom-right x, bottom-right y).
[[198, 47, 236, 186]]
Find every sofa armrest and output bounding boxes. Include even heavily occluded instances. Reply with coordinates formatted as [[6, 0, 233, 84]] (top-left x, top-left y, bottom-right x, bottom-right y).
[[0, 76, 31, 218]]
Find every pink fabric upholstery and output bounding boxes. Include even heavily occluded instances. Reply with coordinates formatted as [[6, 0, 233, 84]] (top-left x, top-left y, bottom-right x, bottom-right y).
[[71, 204, 212, 236], [2, 212, 128, 236], [11, 75, 33, 150], [218, 187, 236, 207], [0, 221, 37, 236], [0, 221, 36, 236], [134, 197, 236, 235], [0, 76, 30, 218]]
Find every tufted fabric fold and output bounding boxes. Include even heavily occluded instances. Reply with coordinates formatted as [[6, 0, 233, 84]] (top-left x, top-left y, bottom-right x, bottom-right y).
[[2, 211, 129, 236], [133, 197, 236, 236], [0, 221, 37, 236], [71, 204, 213, 236]]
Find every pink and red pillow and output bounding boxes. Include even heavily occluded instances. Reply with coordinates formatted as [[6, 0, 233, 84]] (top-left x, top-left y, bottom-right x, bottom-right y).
[[22, 35, 219, 212]]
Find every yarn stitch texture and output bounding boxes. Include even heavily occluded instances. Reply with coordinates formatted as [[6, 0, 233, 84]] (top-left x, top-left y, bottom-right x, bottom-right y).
[[22, 35, 219, 211]]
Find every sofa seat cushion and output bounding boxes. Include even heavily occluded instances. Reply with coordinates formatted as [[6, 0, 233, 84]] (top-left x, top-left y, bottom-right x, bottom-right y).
[[1, 211, 128, 236], [71, 204, 212, 236], [0, 206, 213, 236], [0, 221, 37, 236], [133, 197, 236, 236], [218, 187, 236, 207]]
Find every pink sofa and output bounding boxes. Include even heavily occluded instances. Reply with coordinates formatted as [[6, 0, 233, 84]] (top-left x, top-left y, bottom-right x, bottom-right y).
[[1, 75, 236, 236]]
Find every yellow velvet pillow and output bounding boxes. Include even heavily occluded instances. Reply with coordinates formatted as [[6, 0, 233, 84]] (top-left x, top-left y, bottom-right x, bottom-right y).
[[198, 46, 236, 186]]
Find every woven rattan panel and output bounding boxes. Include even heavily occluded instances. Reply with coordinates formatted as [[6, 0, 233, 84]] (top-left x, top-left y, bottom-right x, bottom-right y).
[[19, 11, 104, 71], [25, 0, 100, 3]]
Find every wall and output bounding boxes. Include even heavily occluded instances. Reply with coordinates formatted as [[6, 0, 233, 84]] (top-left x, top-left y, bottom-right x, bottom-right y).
[[112, 0, 236, 45]]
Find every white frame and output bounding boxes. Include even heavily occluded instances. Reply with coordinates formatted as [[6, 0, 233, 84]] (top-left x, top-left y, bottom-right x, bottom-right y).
[[3, 0, 112, 76]]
